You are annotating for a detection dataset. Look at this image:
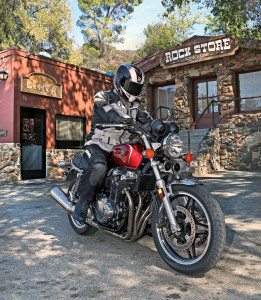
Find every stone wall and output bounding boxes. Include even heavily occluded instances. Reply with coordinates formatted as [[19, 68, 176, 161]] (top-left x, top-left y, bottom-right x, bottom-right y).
[[191, 128, 221, 175], [46, 149, 84, 179], [141, 48, 261, 129], [0, 143, 21, 184], [219, 114, 261, 170], [191, 114, 261, 174], [141, 46, 261, 172]]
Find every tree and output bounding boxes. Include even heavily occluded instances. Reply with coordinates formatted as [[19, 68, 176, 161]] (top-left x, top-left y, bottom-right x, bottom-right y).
[[68, 45, 137, 72], [136, 5, 203, 58], [205, 0, 261, 39], [77, 0, 143, 69], [0, 0, 73, 60], [161, 0, 261, 39]]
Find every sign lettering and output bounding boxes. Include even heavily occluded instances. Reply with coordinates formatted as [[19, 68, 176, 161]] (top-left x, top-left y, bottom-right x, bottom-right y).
[[161, 37, 238, 69], [21, 73, 62, 99]]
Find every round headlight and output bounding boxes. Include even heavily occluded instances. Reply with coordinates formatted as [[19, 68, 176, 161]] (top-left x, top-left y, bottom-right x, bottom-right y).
[[162, 133, 183, 159]]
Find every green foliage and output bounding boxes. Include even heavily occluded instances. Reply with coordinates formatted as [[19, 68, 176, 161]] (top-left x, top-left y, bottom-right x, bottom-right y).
[[136, 5, 203, 59], [78, 0, 143, 59], [68, 45, 137, 72], [0, 0, 73, 59], [161, 0, 261, 39], [205, 0, 261, 39]]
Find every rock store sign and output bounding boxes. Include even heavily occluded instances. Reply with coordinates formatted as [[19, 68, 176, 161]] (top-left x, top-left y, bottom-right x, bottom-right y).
[[161, 36, 238, 68], [21, 73, 62, 99]]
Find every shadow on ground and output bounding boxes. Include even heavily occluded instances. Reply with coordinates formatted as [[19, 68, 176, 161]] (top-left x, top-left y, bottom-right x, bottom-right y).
[[0, 171, 260, 299]]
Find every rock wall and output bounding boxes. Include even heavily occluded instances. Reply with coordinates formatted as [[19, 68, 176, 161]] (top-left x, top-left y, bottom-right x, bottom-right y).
[[0, 143, 21, 184], [191, 128, 221, 175], [141, 48, 261, 129], [191, 114, 261, 174], [46, 149, 84, 179], [140, 46, 261, 173], [219, 114, 261, 171]]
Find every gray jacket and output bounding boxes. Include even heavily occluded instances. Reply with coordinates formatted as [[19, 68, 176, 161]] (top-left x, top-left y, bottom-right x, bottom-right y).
[[86, 90, 152, 152]]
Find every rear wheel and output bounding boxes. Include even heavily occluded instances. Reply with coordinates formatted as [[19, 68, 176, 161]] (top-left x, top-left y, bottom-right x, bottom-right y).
[[67, 180, 96, 235], [151, 184, 226, 275]]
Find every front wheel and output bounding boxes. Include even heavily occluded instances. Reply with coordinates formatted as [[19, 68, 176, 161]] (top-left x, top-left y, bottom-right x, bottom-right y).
[[151, 184, 226, 275]]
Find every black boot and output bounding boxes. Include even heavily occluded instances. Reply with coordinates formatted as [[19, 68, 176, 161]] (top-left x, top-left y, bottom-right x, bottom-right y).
[[73, 196, 89, 223]]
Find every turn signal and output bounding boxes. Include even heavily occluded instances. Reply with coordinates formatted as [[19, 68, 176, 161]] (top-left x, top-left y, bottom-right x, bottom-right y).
[[185, 152, 193, 163], [145, 149, 155, 159]]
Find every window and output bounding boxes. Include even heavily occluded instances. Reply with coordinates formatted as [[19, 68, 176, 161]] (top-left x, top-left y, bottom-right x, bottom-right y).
[[238, 70, 261, 112], [56, 115, 86, 149], [196, 79, 218, 115], [153, 84, 176, 119]]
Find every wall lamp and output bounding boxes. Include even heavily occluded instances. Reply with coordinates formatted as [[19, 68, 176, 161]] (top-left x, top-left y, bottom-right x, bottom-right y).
[[0, 69, 9, 80]]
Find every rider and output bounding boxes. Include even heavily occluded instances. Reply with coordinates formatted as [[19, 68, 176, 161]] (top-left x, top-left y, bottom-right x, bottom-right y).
[[73, 64, 156, 223]]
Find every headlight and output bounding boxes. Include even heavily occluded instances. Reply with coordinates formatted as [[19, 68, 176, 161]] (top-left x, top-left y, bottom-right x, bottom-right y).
[[162, 133, 183, 159]]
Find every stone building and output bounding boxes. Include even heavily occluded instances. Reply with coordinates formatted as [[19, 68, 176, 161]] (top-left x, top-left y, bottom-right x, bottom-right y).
[[136, 35, 261, 173], [0, 48, 112, 183]]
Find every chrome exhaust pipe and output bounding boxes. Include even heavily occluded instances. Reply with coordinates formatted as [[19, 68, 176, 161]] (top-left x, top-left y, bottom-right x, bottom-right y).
[[50, 187, 74, 214]]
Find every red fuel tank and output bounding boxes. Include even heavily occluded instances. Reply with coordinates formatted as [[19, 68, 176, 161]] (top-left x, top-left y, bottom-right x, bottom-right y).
[[110, 144, 143, 169]]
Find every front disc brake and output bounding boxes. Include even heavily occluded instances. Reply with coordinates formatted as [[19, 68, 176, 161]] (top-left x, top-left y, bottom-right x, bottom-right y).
[[163, 206, 196, 251]]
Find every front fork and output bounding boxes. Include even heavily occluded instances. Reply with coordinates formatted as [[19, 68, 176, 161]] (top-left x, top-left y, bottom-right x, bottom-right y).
[[150, 160, 181, 233]]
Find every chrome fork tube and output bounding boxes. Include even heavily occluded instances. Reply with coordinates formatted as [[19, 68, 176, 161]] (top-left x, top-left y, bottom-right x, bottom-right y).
[[151, 161, 180, 232], [141, 134, 180, 232]]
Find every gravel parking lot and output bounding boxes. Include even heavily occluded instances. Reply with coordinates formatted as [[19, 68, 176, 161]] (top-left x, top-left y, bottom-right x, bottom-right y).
[[0, 171, 260, 299]]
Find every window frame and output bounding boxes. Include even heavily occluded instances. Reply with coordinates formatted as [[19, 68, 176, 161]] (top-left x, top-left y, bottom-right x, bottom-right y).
[[236, 69, 261, 113], [55, 114, 86, 149], [152, 82, 176, 119]]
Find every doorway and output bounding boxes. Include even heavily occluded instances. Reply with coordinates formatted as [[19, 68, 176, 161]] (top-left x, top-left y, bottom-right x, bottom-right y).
[[20, 107, 46, 179], [193, 78, 219, 128]]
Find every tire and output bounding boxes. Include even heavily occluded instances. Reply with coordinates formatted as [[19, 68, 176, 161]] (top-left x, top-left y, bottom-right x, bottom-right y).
[[151, 184, 226, 275], [67, 180, 96, 235]]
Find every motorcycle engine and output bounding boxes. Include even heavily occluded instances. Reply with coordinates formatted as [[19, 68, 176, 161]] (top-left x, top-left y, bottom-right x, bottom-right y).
[[94, 168, 138, 231]]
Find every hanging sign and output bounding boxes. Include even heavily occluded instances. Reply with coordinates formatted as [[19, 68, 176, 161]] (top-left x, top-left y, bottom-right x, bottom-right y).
[[160, 36, 238, 69], [21, 73, 62, 99]]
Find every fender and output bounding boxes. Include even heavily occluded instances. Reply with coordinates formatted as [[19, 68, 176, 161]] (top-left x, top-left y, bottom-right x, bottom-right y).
[[171, 178, 202, 186], [167, 178, 202, 192]]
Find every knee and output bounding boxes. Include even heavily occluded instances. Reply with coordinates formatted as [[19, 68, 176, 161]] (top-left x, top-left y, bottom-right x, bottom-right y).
[[89, 162, 107, 186]]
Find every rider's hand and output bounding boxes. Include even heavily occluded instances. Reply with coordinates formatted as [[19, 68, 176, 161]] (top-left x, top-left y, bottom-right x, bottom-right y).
[[123, 117, 134, 125]]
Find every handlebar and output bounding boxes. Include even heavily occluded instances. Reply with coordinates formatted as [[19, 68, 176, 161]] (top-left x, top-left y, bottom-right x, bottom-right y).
[[95, 122, 149, 137], [95, 123, 127, 129]]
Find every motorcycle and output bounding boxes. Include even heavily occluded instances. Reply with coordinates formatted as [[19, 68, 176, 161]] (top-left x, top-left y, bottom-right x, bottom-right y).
[[50, 121, 226, 275]]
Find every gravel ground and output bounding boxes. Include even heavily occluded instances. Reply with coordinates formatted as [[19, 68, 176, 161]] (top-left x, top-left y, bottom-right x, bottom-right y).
[[0, 171, 260, 299]]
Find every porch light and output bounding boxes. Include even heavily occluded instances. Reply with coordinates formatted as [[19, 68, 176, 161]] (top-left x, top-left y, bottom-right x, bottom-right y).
[[0, 69, 9, 80]]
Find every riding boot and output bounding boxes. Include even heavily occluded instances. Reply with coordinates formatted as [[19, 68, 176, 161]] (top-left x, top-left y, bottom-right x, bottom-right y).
[[73, 196, 89, 223]]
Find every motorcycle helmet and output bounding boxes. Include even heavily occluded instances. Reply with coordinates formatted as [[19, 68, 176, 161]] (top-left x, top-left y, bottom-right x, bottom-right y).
[[113, 64, 145, 102]]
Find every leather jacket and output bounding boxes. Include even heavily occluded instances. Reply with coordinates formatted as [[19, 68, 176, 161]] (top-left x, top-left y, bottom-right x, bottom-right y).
[[86, 90, 152, 152]]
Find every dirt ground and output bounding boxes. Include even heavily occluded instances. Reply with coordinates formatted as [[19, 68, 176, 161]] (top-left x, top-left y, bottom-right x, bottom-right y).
[[0, 171, 260, 299]]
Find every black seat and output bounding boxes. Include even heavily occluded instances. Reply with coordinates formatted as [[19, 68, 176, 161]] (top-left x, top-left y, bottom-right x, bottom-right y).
[[72, 156, 89, 170]]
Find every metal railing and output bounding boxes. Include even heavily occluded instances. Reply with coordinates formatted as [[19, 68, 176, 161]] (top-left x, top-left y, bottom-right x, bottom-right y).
[[151, 97, 260, 153], [152, 97, 256, 129]]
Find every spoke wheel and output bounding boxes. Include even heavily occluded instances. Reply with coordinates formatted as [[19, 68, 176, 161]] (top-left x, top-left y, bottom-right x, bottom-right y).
[[151, 184, 226, 275], [159, 193, 211, 265]]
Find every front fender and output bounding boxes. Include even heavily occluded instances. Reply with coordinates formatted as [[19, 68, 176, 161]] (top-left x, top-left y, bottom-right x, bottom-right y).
[[167, 178, 202, 193], [170, 178, 202, 186]]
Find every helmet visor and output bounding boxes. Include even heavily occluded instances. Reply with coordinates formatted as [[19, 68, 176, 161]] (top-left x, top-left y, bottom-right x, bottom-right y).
[[123, 81, 143, 96]]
